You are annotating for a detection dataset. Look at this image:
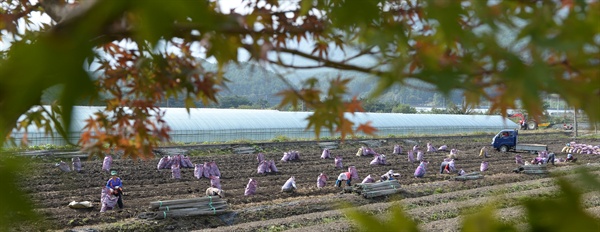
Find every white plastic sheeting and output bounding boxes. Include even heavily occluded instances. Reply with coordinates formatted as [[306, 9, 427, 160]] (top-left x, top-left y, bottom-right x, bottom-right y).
[[9, 106, 517, 145]]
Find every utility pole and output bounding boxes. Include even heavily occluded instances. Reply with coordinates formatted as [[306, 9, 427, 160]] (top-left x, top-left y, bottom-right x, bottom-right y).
[[573, 108, 578, 137]]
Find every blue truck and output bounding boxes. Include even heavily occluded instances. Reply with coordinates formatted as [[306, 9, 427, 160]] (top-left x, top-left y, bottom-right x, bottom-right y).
[[491, 129, 548, 153]]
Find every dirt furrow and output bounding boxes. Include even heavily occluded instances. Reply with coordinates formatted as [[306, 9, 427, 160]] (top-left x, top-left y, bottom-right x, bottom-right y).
[[17, 134, 599, 231], [195, 167, 600, 232]]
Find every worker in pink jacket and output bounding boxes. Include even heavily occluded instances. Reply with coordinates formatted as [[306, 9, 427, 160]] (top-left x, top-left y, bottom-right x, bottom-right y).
[[335, 171, 353, 187]]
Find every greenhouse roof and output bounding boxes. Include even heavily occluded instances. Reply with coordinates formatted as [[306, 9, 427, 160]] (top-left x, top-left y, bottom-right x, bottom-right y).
[[10, 106, 519, 145], [50, 106, 516, 132]]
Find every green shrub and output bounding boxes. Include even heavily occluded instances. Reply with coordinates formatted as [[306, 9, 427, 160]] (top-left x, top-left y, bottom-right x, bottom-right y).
[[270, 135, 291, 142]]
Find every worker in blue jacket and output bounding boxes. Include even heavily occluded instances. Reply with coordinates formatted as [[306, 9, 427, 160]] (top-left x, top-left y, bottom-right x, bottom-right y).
[[106, 169, 124, 209]]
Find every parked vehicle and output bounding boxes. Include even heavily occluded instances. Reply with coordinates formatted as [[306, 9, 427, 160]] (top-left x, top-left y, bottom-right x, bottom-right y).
[[508, 113, 553, 130], [491, 129, 548, 153]]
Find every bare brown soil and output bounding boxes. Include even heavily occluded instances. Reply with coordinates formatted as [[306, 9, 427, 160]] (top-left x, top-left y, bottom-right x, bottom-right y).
[[14, 132, 600, 231]]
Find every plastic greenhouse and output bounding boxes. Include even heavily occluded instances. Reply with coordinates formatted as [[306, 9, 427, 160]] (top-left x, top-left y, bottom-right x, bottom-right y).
[[9, 106, 518, 146]]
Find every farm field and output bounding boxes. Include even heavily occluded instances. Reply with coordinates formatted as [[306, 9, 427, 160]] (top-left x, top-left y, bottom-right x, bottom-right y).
[[15, 132, 600, 231]]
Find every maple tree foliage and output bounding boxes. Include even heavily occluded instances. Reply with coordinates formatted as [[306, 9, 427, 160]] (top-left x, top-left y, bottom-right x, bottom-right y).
[[0, 0, 599, 160], [0, 0, 599, 229]]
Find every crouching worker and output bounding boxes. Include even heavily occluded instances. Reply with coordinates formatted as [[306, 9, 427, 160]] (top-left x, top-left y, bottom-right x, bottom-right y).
[[106, 170, 123, 209], [335, 171, 352, 187], [380, 170, 398, 181], [281, 176, 297, 192], [205, 187, 225, 198], [566, 153, 577, 162], [440, 159, 456, 174]]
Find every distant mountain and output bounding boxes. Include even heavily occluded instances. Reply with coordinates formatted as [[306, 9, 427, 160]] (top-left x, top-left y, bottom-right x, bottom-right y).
[[42, 60, 464, 108], [211, 62, 291, 106], [282, 69, 464, 107]]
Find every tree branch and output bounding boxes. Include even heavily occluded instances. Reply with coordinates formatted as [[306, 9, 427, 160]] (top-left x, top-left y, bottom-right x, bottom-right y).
[[273, 47, 384, 75], [38, 0, 87, 23]]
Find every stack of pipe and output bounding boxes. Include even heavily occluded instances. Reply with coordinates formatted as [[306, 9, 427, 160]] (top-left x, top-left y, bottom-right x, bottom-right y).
[[454, 172, 483, 181], [353, 180, 401, 198], [147, 196, 228, 218], [520, 165, 549, 174]]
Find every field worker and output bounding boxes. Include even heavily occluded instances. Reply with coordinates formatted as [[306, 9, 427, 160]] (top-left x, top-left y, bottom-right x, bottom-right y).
[[281, 176, 297, 192], [335, 171, 353, 187], [479, 146, 489, 158], [439, 159, 455, 174], [206, 187, 225, 198], [106, 169, 124, 209], [544, 152, 556, 165], [380, 170, 397, 181], [566, 153, 577, 162]]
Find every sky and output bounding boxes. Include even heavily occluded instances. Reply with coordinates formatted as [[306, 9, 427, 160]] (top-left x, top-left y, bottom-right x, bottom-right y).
[[211, 0, 377, 79], [1, 1, 376, 72], [0, 0, 356, 84], [184, 0, 377, 78]]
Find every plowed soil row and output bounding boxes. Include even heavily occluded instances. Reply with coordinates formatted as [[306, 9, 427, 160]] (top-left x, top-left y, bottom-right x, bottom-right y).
[[15, 132, 600, 231], [198, 167, 600, 232]]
